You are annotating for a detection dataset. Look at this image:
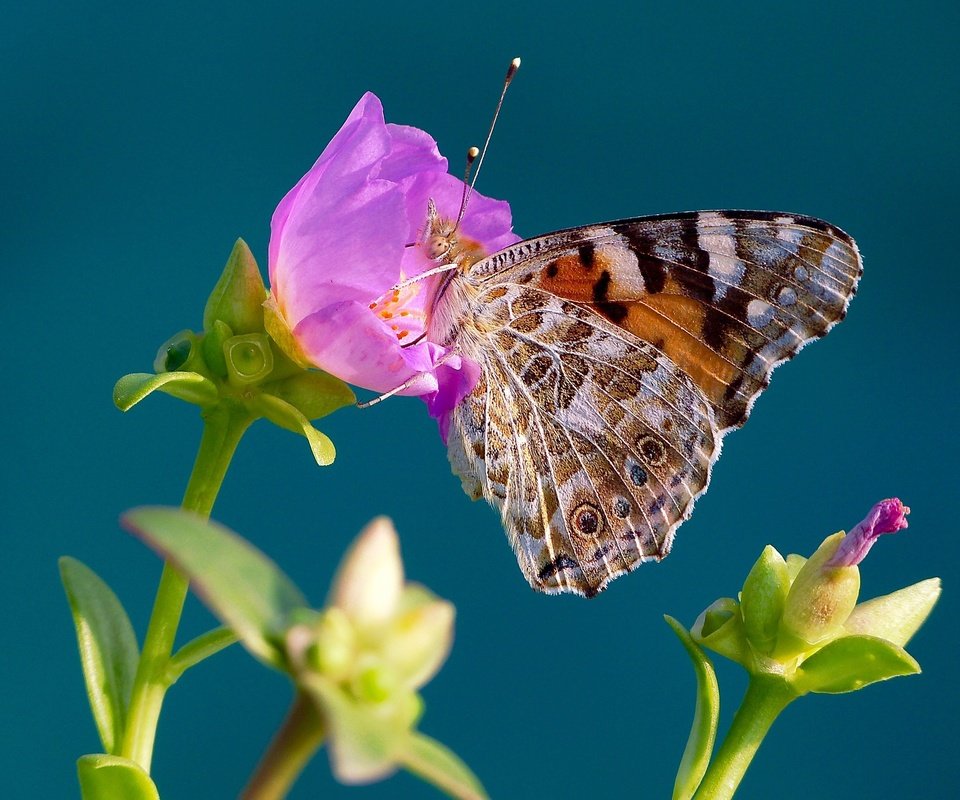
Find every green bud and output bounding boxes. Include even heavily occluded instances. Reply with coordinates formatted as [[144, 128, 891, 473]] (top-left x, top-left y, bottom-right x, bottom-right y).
[[777, 532, 860, 657], [784, 553, 807, 583], [224, 333, 275, 385], [201, 319, 233, 378], [203, 239, 267, 335], [690, 598, 751, 668], [740, 545, 790, 655], [310, 608, 356, 681], [354, 661, 398, 704], [153, 330, 198, 373]]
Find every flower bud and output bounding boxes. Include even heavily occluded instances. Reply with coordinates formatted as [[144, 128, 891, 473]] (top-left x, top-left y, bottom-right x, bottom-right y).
[[310, 607, 356, 680], [224, 333, 275, 385], [779, 499, 910, 658], [740, 545, 790, 655], [777, 532, 859, 656], [330, 517, 403, 627], [691, 598, 751, 668], [154, 330, 198, 373]]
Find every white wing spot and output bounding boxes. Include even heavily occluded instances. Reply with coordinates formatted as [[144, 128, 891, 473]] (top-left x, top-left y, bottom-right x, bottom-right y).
[[777, 286, 797, 307], [747, 298, 775, 328]]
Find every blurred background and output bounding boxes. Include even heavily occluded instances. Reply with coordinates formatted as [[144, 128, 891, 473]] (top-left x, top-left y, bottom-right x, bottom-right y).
[[4, 1, 958, 797]]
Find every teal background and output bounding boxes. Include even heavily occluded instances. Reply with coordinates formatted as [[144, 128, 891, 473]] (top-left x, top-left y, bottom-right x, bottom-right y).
[[4, 1, 958, 797]]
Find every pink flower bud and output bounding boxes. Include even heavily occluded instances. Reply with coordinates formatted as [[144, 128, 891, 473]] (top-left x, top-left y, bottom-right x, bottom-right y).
[[827, 498, 910, 568]]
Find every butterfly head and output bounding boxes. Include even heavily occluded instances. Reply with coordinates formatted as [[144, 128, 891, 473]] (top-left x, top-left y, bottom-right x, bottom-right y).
[[422, 198, 487, 271]]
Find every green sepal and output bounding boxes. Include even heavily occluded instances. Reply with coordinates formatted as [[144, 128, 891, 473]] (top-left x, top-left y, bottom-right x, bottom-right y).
[[223, 333, 275, 385], [793, 634, 920, 695], [203, 239, 267, 335], [250, 393, 336, 466], [399, 732, 490, 800], [153, 330, 200, 374], [843, 577, 941, 647], [202, 319, 233, 378], [665, 616, 719, 800], [265, 370, 357, 421], [122, 507, 307, 669], [59, 557, 139, 755], [690, 598, 751, 668], [740, 545, 790, 655], [77, 754, 160, 800], [784, 553, 806, 582], [300, 673, 407, 784], [113, 371, 219, 411]]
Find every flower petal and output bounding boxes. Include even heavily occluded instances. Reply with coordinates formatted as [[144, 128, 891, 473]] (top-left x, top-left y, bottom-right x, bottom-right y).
[[827, 498, 910, 568]]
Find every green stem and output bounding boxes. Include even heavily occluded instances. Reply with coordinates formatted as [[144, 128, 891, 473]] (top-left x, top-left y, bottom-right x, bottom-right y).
[[694, 676, 798, 800], [241, 693, 325, 800], [120, 403, 252, 772]]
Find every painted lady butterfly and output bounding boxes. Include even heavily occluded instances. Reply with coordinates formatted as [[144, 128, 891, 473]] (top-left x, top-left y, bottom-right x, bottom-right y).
[[425, 206, 861, 596]]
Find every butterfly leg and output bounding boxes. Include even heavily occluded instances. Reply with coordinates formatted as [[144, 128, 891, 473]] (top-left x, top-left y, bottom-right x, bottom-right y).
[[356, 349, 462, 409]]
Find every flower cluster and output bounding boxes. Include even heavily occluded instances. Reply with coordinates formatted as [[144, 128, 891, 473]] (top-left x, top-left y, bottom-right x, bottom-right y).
[[286, 517, 455, 782]]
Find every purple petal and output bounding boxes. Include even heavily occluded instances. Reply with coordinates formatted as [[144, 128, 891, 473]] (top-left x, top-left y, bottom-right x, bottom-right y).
[[267, 92, 517, 432], [828, 498, 911, 567]]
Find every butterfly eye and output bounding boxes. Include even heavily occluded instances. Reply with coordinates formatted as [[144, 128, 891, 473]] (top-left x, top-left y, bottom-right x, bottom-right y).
[[426, 234, 453, 260]]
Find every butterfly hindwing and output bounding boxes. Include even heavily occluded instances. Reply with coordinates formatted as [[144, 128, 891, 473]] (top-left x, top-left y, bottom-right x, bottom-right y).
[[448, 287, 720, 596], [472, 211, 862, 430]]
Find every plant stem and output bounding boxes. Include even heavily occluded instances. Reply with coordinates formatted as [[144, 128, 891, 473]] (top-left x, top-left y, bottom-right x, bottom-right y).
[[120, 402, 252, 772], [241, 693, 325, 800], [694, 676, 797, 800]]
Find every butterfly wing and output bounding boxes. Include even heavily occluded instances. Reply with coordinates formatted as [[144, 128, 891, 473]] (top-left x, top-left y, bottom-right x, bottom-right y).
[[469, 211, 862, 430], [445, 210, 861, 595], [447, 290, 720, 596]]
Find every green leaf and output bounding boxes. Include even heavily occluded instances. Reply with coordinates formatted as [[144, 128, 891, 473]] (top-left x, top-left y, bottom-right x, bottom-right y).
[[122, 507, 307, 668], [59, 557, 139, 754], [665, 616, 720, 800], [251, 393, 336, 466], [399, 732, 489, 800], [77, 754, 160, 800], [167, 626, 238, 683], [300, 674, 404, 784], [265, 370, 356, 421], [844, 577, 941, 646], [203, 238, 267, 334], [113, 371, 218, 411], [740, 545, 790, 655], [793, 634, 921, 694]]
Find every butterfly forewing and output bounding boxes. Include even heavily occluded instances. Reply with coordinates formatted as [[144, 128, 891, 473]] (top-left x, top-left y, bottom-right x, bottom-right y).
[[442, 210, 861, 596], [472, 211, 862, 430]]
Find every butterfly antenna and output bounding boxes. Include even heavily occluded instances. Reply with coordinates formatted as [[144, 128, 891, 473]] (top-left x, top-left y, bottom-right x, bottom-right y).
[[453, 146, 480, 227], [453, 56, 521, 232]]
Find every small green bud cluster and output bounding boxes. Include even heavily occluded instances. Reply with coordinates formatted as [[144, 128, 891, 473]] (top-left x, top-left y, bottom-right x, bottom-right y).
[[690, 502, 937, 695]]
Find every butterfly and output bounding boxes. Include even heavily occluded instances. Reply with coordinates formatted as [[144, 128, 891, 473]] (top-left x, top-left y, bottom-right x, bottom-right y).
[[422, 207, 861, 597]]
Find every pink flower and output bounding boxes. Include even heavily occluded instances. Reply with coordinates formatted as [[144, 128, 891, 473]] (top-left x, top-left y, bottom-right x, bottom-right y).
[[828, 498, 910, 567], [267, 93, 519, 433]]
